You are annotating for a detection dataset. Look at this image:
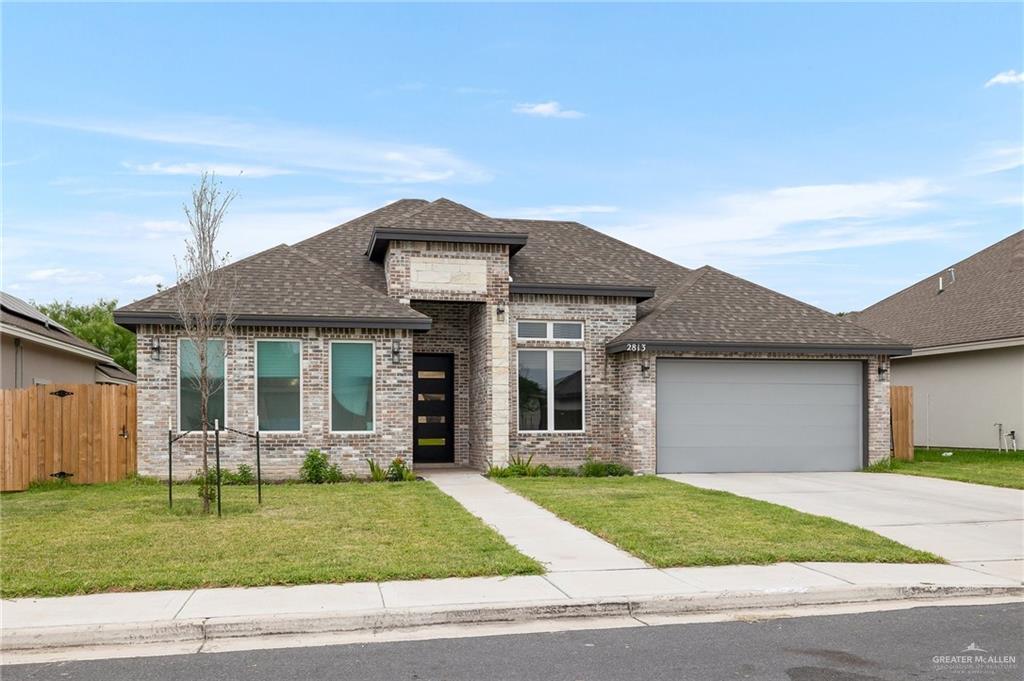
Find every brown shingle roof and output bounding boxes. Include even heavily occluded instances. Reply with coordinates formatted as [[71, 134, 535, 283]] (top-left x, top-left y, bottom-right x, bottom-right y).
[[116, 197, 913, 352], [116, 243, 429, 329], [380, 198, 509, 233], [608, 266, 908, 354], [851, 231, 1024, 349]]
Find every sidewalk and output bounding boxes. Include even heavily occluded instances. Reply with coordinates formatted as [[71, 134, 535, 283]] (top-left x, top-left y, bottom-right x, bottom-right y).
[[5, 471, 1022, 653], [4, 561, 1020, 652], [421, 469, 647, 572]]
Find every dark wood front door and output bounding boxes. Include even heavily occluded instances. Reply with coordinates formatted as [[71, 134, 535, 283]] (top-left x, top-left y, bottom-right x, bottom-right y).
[[413, 353, 455, 463]]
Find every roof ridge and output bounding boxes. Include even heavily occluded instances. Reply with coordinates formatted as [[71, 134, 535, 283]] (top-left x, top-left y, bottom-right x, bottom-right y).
[[624, 267, 710, 334], [858, 229, 1024, 314], [121, 243, 291, 310], [501, 218, 691, 274], [700, 266, 903, 345], [292, 199, 430, 250], [378, 197, 510, 233]]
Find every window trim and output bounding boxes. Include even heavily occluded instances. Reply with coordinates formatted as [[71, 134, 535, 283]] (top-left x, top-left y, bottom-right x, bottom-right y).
[[254, 338, 303, 433], [516, 348, 586, 434], [329, 340, 376, 435], [516, 320, 584, 342], [176, 337, 228, 433]]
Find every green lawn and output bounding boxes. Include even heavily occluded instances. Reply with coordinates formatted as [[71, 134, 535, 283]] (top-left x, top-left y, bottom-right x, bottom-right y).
[[870, 448, 1024, 489], [0, 478, 541, 598], [500, 476, 940, 567]]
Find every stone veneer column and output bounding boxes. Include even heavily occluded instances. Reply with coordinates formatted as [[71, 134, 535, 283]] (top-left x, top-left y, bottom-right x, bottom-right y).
[[489, 304, 510, 467]]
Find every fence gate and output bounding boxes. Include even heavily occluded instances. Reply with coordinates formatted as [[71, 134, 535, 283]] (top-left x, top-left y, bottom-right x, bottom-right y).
[[0, 384, 137, 492], [890, 385, 914, 461]]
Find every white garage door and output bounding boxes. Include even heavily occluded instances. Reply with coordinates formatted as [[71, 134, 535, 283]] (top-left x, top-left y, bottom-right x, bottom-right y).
[[656, 359, 864, 473]]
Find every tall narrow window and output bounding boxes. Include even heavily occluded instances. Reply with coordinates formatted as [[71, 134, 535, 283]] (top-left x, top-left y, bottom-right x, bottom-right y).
[[518, 349, 584, 432], [553, 351, 583, 430], [331, 342, 374, 432], [518, 350, 548, 430], [179, 339, 225, 431], [256, 340, 301, 431]]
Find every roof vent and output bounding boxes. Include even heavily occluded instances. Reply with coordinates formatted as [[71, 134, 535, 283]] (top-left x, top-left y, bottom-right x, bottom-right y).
[[938, 276, 943, 293], [947, 267, 956, 283]]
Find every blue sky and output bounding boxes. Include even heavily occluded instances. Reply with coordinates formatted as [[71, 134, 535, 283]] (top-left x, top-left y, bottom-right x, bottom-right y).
[[3, 2, 1021, 313]]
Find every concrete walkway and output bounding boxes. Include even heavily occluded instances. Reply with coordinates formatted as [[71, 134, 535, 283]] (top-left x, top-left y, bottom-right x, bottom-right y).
[[421, 468, 647, 572], [662, 472, 1024, 583], [4, 562, 1020, 654]]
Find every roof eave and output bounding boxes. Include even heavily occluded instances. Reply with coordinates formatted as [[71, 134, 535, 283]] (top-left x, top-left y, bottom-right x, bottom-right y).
[[113, 312, 432, 332], [606, 340, 913, 356], [510, 282, 656, 301], [0, 321, 116, 363], [367, 228, 528, 262]]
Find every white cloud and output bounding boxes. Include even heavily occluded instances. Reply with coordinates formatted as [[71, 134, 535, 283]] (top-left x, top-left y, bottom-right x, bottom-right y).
[[514, 204, 620, 219], [124, 161, 293, 178], [966, 145, 1024, 175], [985, 69, 1024, 87], [603, 179, 947, 268], [18, 114, 490, 184], [513, 101, 585, 119], [125, 274, 164, 287], [140, 219, 188, 239], [27, 268, 102, 284]]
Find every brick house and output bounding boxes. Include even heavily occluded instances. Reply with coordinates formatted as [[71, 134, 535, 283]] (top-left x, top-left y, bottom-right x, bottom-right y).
[[114, 198, 908, 478]]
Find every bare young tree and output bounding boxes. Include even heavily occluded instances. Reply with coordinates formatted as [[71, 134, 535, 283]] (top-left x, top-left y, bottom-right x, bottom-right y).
[[174, 172, 237, 513]]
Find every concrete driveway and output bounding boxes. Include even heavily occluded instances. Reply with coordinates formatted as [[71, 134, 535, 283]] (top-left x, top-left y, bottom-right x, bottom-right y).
[[661, 472, 1024, 583]]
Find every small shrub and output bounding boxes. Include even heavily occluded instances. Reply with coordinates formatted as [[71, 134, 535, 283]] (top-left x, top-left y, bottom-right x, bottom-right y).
[[300, 449, 340, 484], [386, 457, 416, 482], [366, 458, 388, 482], [579, 459, 633, 477], [232, 463, 255, 485], [507, 453, 542, 477], [486, 465, 511, 478], [865, 458, 895, 472], [549, 466, 579, 477]]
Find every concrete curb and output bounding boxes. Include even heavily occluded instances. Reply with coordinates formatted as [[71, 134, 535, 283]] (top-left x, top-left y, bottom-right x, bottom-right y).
[[4, 584, 1021, 652]]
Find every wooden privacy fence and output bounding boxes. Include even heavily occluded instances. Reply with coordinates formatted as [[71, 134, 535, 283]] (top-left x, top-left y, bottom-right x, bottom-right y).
[[890, 385, 914, 461], [0, 384, 136, 492]]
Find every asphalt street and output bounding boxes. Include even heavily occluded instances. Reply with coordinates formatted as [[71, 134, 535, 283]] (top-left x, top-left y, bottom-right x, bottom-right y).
[[5, 602, 1023, 681]]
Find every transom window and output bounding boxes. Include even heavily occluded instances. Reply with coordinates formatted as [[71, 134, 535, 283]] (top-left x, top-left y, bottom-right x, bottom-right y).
[[178, 339, 226, 431], [330, 341, 375, 432], [517, 320, 583, 341], [256, 340, 302, 432], [517, 349, 584, 432]]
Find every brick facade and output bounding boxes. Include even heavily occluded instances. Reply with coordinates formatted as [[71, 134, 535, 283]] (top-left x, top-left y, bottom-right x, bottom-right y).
[[134, 238, 894, 479], [508, 294, 636, 466], [136, 324, 413, 479]]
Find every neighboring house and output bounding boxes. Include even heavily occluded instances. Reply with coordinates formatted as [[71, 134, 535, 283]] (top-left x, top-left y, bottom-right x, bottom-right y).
[[114, 198, 907, 478], [1, 292, 136, 388], [851, 231, 1024, 450]]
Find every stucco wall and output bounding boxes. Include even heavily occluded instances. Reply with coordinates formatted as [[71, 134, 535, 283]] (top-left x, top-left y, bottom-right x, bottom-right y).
[[892, 345, 1024, 449], [1, 335, 99, 389]]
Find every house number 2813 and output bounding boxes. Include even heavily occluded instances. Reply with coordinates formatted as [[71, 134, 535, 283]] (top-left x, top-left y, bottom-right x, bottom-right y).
[[625, 343, 647, 352]]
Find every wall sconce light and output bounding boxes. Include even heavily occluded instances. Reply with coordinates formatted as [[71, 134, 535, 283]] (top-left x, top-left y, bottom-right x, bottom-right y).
[[877, 364, 888, 376], [151, 337, 162, 361], [391, 338, 401, 361], [640, 357, 651, 373], [495, 304, 506, 321]]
